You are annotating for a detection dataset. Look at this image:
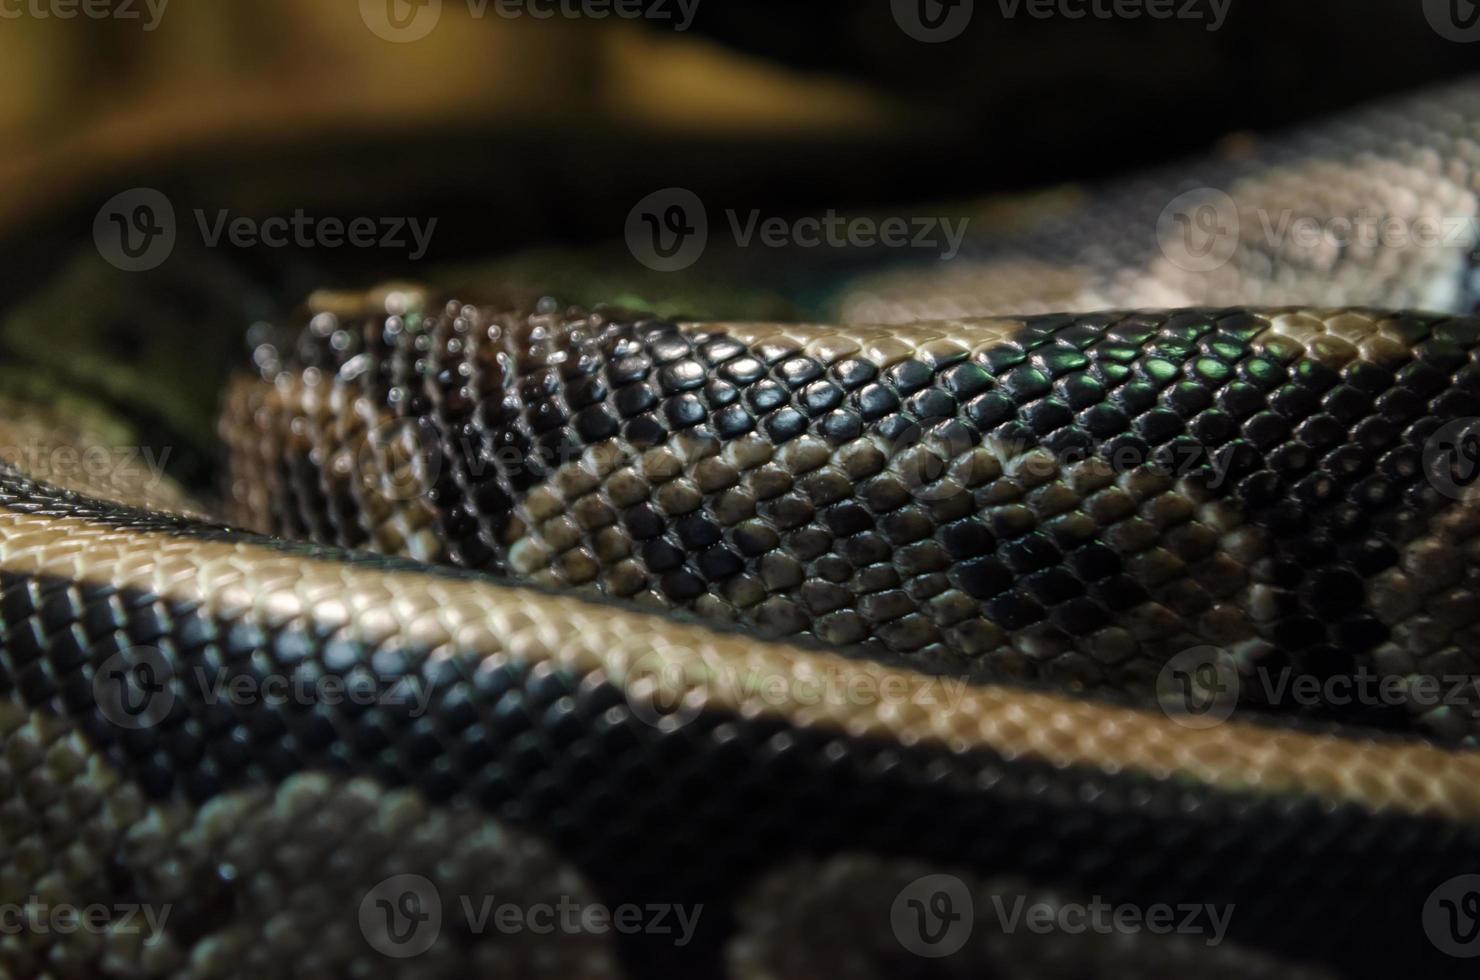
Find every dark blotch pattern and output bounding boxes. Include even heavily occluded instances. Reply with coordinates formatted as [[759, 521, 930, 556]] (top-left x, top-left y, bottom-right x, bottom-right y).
[[0, 517, 1474, 978], [225, 300, 1480, 738]]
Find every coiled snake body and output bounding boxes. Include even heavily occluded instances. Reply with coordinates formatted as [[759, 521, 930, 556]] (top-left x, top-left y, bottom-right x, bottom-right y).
[[7, 81, 1480, 980]]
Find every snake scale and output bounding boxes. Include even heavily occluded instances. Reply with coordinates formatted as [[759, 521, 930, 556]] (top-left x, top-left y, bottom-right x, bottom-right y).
[[7, 78, 1480, 979]]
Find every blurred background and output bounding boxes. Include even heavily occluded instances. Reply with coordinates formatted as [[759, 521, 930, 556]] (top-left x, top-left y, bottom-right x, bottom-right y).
[[0, 0, 1474, 487], [2, 0, 1477, 257]]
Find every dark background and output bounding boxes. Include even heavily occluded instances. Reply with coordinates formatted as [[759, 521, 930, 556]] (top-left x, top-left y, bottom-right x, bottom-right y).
[[1, 0, 1476, 269]]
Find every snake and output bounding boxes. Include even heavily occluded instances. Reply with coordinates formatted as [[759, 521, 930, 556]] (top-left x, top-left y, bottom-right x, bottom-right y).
[[6, 76, 1480, 980]]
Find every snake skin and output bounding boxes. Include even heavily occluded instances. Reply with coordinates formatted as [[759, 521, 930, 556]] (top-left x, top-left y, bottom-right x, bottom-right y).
[[838, 76, 1480, 323], [225, 294, 1480, 744], [4, 455, 1480, 980], [7, 80, 1480, 980], [727, 856, 1337, 980], [181, 291, 1480, 978]]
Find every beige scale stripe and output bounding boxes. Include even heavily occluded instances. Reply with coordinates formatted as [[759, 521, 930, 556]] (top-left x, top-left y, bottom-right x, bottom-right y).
[[1, 499, 1479, 821], [699, 308, 1430, 372]]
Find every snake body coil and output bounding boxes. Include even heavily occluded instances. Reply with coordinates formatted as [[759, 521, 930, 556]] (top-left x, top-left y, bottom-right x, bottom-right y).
[[8, 77, 1480, 980], [225, 296, 1480, 746], [0, 297, 1478, 978]]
